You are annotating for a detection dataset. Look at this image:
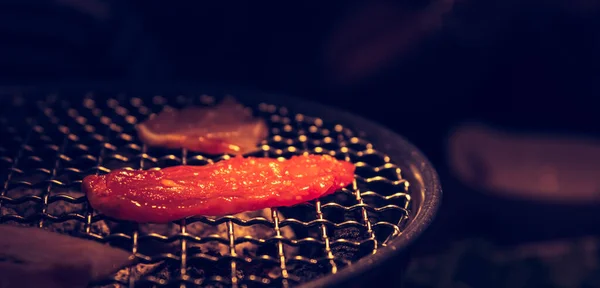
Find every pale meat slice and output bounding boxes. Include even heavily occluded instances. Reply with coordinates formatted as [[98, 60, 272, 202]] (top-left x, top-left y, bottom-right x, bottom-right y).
[[136, 96, 269, 155], [0, 225, 132, 288]]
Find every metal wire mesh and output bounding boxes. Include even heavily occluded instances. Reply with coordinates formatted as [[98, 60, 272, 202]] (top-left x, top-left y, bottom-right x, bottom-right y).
[[0, 92, 412, 288]]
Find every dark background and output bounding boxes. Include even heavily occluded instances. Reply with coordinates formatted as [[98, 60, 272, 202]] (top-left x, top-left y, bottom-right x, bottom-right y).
[[0, 1, 599, 287]]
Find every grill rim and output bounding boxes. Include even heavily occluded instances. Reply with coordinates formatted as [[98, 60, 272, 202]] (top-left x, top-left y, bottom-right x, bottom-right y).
[[0, 81, 443, 288], [248, 90, 443, 288]]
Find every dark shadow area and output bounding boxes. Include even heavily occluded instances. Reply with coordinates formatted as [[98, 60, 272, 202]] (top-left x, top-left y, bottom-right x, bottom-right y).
[[0, 1, 599, 287]]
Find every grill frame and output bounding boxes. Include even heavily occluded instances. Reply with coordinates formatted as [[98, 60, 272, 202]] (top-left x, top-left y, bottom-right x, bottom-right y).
[[0, 83, 442, 288]]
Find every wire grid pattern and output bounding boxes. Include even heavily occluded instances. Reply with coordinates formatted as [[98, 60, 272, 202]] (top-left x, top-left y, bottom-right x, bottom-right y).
[[0, 92, 412, 288]]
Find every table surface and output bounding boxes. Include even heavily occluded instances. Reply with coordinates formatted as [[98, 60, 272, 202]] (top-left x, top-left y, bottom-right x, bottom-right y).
[[404, 236, 600, 288], [401, 174, 600, 288]]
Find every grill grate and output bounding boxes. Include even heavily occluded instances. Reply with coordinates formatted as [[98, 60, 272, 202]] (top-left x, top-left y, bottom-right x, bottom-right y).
[[0, 92, 412, 288]]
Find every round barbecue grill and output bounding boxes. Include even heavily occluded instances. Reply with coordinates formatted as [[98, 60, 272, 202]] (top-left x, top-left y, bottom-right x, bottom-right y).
[[0, 85, 441, 288]]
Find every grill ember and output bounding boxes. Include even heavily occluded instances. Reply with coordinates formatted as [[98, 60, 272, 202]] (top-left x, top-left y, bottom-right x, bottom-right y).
[[0, 93, 412, 287]]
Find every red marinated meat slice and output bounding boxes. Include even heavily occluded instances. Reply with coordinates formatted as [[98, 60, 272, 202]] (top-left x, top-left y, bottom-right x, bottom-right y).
[[83, 155, 355, 223]]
